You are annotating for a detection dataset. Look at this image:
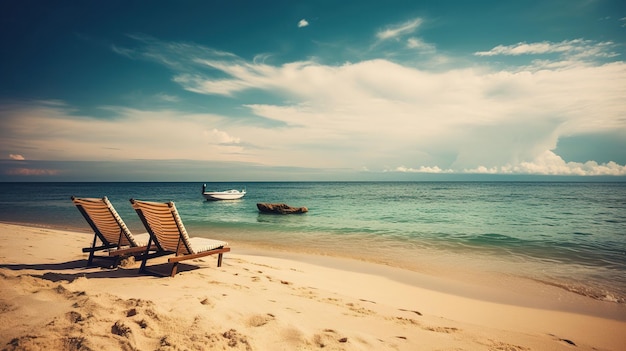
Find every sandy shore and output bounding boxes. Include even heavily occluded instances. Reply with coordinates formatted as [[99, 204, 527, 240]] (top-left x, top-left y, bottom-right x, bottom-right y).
[[1, 222, 625, 350]]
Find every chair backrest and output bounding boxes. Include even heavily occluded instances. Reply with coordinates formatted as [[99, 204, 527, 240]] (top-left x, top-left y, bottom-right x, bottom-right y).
[[130, 199, 194, 255], [71, 196, 138, 247]]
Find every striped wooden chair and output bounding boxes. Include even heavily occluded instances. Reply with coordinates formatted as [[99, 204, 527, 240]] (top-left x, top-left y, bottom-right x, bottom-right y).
[[71, 196, 151, 267], [130, 198, 230, 277]]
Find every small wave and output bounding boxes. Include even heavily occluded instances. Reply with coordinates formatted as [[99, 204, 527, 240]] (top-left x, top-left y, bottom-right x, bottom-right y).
[[532, 278, 626, 304], [467, 233, 526, 245]]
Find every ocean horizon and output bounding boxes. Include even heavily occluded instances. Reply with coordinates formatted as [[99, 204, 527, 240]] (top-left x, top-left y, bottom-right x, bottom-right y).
[[0, 181, 624, 305]]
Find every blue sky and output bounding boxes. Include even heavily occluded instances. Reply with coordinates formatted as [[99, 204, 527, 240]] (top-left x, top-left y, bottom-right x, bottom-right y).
[[1, 0, 625, 181]]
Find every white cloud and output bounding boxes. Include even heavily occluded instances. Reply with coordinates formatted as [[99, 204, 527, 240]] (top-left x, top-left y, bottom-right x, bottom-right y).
[[167, 51, 626, 175], [205, 128, 241, 144], [9, 154, 25, 160], [474, 39, 618, 60], [298, 19, 309, 28], [3, 39, 625, 177], [110, 44, 134, 58], [0, 103, 250, 163], [406, 37, 435, 53], [392, 166, 453, 173], [376, 18, 422, 41], [465, 151, 626, 176], [155, 93, 180, 102]]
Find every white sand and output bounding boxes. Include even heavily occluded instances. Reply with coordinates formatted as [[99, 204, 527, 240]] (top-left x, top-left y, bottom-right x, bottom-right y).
[[1, 222, 625, 350]]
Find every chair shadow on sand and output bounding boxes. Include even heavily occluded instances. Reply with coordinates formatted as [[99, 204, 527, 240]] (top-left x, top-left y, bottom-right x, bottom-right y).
[[0, 259, 204, 283]]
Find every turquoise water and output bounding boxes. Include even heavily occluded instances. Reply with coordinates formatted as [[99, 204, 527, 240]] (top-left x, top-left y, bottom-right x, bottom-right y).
[[0, 181, 624, 303]]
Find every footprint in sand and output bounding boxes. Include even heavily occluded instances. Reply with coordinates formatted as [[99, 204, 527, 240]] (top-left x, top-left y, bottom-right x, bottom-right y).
[[199, 297, 214, 307], [65, 311, 83, 323], [345, 302, 376, 316], [399, 308, 422, 316], [313, 329, 349, 348], [111, 320, 133, 338], [548, 334, 577, 346], [247, 313, 276, 327], [487, 339, 530, 351], [391, 316, 460, 335], [222, 329, 252, 349], [422, 325, 459, 333], [295, 287, 318, 299], [0, 301, 17, 313], [391, 316, 421, 326]]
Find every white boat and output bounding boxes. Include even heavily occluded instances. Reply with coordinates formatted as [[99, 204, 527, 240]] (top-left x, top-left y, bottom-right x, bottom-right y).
[[202, 184, 246, 201]]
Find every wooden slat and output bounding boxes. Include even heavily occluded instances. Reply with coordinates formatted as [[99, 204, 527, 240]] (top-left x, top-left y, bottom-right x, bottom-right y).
[[130, 198, 230, 277], [72, 197, 132, 246]]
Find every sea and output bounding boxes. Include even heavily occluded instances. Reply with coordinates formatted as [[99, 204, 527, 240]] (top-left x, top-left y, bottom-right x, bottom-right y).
[[1, 181, 624, 305]]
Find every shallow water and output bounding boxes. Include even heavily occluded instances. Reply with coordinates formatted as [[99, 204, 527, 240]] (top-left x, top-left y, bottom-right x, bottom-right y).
[[0, 181, 624, 303]]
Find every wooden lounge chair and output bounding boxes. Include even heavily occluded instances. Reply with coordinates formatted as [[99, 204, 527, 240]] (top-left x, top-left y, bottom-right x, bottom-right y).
[[130, 198, 230, 277], [71, 196, 152, 267]]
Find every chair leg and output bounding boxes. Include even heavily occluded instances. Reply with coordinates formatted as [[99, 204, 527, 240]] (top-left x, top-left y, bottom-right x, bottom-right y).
[[86, 234, 98, 266], [138, 243, 154, 274], [170, 262, 179, 277], [111, 255, 121, 269], [139, 256, 148, 273], [87, 250, 95, 266], [217, 253, 224, 267]]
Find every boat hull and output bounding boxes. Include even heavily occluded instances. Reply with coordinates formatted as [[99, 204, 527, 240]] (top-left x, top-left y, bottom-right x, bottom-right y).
[[202, 190, 246, 201]]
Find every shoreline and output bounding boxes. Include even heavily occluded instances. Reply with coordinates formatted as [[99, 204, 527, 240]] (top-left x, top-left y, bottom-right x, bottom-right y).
[[3, 220, 626, 317], [232, 244, 626, 321], [1, 222, 625, 350], [2, 181, 625, 309]]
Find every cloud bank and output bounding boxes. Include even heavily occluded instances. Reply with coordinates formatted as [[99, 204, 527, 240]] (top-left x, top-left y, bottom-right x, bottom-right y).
[[1, 31, 625, 179]]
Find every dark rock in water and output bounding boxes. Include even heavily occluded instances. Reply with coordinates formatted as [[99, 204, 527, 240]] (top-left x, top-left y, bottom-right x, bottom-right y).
[[257, 203, 308, 214]]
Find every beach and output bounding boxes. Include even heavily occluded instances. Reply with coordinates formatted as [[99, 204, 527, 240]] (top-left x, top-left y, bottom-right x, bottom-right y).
[[1, 222, 625, 350]]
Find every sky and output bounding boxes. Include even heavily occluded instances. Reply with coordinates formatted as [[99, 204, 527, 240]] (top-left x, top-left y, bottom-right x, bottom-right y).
[[1, 0, 625, 182]]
